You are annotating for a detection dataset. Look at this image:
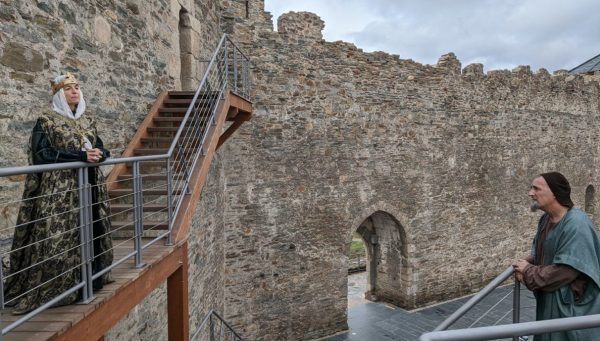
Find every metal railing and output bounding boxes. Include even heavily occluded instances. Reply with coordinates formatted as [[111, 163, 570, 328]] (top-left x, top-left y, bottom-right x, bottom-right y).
[[420, 266, 600, 340], [0, 33, 250, 336], [190, 310, 243, 341]]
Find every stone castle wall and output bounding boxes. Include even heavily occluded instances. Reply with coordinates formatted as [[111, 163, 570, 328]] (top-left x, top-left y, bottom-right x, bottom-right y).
[[2, 1, 600, 340], [0, 0, 227, 339], [218, 7, 600, 340]]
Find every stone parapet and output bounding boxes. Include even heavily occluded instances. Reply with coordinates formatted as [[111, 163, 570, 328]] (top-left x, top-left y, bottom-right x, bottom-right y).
[[277, 11, 324, 41]]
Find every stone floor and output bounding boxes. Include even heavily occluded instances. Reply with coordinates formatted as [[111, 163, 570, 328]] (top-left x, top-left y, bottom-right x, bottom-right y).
[[324, 272, 536, 341]]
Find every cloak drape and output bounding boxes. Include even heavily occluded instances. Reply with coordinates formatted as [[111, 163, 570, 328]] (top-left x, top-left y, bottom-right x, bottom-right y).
[[532, 208, 600, 341], [4, 111, 113, 315]]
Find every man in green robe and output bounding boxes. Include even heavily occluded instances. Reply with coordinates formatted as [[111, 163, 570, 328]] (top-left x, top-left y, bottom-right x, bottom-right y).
[[513, 172, 600, 340]]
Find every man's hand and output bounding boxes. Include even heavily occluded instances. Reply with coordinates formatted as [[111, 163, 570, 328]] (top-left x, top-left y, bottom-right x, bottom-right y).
[[515, 271, 524, 282], [512, 259, 531, 282]]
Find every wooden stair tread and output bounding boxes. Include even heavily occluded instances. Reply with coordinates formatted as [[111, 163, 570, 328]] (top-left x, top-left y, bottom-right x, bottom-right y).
[[133, 149, 168, 156], [134, 148, 198, 154], [109, 188, 182, 196], [162, 98, 212, 105], [158, 107, 188, 113], [147, 127, 193, 132], [111, 221, 169, 230], [117, 174, 176, 181], [141, 137, 174, 143], [124, 160, 186, 168], [153, 116, 186, 122], [111, 204, 167, 212], [168, 90, 220, 97]]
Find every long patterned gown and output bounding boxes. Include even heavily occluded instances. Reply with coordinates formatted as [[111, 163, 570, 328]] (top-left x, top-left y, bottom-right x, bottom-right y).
[[4, 111, 113, 315]]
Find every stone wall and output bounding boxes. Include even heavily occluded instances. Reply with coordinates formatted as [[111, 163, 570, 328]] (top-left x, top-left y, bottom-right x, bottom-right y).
[[0, 0, 227, 339], [0, 0, 221, 168], [218, 8, 600, 340], [2, 1, 600, 340]]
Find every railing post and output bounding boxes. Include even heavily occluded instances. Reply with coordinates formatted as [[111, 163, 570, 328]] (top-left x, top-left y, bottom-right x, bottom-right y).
[[166, 157, 173, 245], [132, 161, 145, 268], [513, 278, 521, 341], [0, 255, 4, 309], [245, 58, 250, 98], [78, 167, 94, 303], [233, 46, 238, 93], [219, 318, 225, 341], [210, 314, 215, 341], [224, 40, 229, 89]]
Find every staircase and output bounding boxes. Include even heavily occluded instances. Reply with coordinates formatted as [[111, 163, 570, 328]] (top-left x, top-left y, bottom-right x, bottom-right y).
[[105, 88, 251, 241]]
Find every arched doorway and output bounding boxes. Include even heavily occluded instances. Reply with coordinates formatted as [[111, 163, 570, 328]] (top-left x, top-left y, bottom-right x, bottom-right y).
[[348, 211, 409, 308], [585, 185, 595, 216]]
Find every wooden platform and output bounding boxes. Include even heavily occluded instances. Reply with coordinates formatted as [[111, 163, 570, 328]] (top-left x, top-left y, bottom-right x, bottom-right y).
[[1, 238, 176, 340]]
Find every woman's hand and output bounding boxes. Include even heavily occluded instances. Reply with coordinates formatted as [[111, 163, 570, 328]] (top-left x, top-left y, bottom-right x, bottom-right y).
[[86, 148, 103, 163]]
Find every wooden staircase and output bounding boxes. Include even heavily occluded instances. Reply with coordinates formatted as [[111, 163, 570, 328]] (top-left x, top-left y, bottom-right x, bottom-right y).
[[105, 90, 251, 239], [0, 90, 252, 340]]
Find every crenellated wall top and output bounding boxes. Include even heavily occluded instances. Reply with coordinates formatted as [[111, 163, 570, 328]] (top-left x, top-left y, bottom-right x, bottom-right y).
[[277, 11, 324, 41]]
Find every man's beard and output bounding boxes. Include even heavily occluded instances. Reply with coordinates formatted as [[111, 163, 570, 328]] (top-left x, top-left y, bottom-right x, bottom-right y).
[[530, 202, 540, 212]]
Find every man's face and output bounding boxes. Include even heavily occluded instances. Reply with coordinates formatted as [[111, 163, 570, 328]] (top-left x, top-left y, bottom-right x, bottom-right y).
[[528, 176, 555, 212]]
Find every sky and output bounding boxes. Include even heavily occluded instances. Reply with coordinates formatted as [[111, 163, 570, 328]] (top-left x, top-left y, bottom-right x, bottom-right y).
[[264, 0, 599, 72]]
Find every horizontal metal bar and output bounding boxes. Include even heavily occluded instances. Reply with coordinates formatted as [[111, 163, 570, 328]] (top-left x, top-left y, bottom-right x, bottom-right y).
[[2, 281, 85, 335], [421, 314, 600, 341], [191, 309, 215, 341], [225, 36, 250, 61], [90, 250, 138, 280], [434, 266, 514, 331], [0, 154, 169, 177], [211, 310, 243, 339], [142, 230, 171, 249]]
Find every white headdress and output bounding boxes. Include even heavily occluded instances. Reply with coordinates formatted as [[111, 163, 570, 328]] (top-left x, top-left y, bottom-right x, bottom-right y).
[[50, 73, 86, 120]]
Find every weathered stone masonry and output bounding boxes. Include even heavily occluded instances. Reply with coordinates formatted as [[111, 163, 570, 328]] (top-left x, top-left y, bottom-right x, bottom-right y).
[[218, 6, 600, 340], [1, 0, 226, 340], [1, 1, 600, 340]]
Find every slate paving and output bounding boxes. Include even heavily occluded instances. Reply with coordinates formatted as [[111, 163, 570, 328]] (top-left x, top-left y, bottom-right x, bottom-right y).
[[325, 272, 536, 341]]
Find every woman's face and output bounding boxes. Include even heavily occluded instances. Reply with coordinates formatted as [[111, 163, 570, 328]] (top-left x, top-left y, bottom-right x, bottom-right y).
[[63, 84, 80, 109]]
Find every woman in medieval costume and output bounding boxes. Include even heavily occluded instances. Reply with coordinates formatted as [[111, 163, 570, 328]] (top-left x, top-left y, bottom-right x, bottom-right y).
[[4, 73, 114, 315]]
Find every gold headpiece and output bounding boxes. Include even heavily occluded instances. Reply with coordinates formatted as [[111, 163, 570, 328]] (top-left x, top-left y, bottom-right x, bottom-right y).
[[50, 73, 79, 94]]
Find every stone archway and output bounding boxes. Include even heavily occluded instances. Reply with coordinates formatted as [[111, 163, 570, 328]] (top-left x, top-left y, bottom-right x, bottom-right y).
[[585, 185, 595, 216], [351, 210, 409, 308]]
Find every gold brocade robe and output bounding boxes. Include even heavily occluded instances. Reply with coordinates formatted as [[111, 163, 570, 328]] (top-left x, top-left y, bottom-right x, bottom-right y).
[[5, 111, 113, 314]]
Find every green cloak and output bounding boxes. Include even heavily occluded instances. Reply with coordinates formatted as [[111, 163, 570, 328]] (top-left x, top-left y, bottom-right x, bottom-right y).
[[532, 208, 600, 341]]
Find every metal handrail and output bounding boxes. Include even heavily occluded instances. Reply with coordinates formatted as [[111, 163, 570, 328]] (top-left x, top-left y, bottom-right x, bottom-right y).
[[421, 314, 600, 341], [190, 309, 243, 341], [0, 33, 250, 336], [421, 265, 600, 340], [433, 266, 515, 331]]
